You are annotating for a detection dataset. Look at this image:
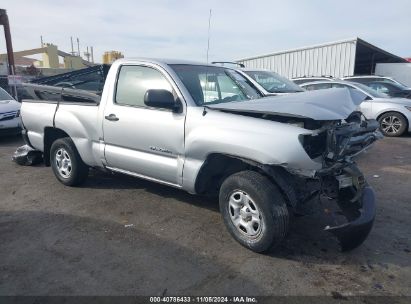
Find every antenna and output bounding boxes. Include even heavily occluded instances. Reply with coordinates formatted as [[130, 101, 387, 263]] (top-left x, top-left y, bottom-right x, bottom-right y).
[[206, 9, 212, 63]]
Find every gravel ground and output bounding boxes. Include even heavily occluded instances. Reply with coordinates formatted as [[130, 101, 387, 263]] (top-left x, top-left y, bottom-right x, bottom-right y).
[[0, 135, 410, 297]]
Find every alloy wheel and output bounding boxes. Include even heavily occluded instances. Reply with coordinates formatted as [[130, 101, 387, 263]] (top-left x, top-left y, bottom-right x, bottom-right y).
[[381, 115, 402, 135]]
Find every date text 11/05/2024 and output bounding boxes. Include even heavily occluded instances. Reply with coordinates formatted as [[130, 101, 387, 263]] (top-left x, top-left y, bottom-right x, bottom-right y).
[[149, 296, 257, 303]]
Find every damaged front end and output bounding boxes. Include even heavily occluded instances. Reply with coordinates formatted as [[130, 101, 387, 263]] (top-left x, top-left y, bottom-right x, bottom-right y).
[[208, 88, 382, 251], [300, 112, 382, 251]]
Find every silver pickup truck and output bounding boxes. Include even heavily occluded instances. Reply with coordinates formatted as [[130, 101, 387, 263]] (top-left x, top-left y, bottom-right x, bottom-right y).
[[20, 58, 382, 252]]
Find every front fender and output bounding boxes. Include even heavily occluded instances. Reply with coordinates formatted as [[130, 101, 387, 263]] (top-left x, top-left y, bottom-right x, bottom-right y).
[[182, 107, 321, 193]]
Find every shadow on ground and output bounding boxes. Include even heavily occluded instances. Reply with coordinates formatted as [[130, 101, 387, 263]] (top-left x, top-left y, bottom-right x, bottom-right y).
[[0, 210, 260, 296]]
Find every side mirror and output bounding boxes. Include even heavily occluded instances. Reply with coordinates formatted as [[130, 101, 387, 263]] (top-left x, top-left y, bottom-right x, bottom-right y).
[[144, 89, 180, 111]]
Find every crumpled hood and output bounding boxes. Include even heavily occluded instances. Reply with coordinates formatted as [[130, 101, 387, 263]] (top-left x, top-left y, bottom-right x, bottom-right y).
[[208, 88, 367, 120]]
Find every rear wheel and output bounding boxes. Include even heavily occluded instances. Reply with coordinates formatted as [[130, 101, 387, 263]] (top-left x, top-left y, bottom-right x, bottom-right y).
[[378, 112, 407, 137], [219, 171, 289, 252], [50, 137, 88, 186]]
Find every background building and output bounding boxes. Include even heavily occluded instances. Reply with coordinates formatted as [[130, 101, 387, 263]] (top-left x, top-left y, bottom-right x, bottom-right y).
[[0, 43, 93, 71], [102, 51, 124, 64], [237, 37, 407, 79]]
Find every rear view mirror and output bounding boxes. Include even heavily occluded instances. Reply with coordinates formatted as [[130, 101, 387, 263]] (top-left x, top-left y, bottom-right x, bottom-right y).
[[144, 89, 181, 112]]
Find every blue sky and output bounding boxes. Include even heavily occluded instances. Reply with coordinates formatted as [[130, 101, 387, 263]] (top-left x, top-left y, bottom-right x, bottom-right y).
[[1, 0, 410, 63]]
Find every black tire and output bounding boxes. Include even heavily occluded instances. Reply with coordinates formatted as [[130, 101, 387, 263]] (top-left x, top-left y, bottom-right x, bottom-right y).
[[219, 170, 289, 252], [50, 137, 88, 186], [378, 112, 408, 137]]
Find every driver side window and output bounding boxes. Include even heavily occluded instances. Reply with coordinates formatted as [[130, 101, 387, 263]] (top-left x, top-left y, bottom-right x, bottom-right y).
[[115, 65, 173, 107]]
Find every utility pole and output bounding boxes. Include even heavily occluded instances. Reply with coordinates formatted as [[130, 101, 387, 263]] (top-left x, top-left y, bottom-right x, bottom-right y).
[[0, 9, 17, 99], [84, 46, 90, 62], [76, 37, 80, 57], [90, 46, 94, 63], [70, 36, 74, 55]]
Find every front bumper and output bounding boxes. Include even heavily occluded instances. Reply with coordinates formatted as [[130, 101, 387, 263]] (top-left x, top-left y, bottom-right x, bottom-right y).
[[324, 186, 376, 251], [0, 127, 21, 136], [0, 117, 22, 136]]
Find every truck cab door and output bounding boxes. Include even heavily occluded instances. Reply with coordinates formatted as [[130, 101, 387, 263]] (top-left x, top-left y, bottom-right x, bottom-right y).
[[102, 64, 185, 187]]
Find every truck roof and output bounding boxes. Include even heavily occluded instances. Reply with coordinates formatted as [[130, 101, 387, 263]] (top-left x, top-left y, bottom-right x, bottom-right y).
[[114, 58, 217, 67]]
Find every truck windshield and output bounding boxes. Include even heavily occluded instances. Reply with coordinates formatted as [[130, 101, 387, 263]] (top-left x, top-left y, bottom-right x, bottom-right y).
[[170, 64, 261, 105], [244, 70, 304, 93]]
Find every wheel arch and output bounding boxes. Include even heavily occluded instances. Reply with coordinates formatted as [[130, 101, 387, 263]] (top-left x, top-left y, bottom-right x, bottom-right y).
[[43, 127, 70, 166], [194, 153, 299, 210]]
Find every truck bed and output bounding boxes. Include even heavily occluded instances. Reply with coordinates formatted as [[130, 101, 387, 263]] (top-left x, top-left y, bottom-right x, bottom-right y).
[[23, 83, 101, 104]]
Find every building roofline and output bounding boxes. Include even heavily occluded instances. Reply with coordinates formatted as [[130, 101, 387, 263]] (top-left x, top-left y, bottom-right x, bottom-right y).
[[355, 38, 407, 62], [237, 37, 407, 63], [237, 37, 359, 62]]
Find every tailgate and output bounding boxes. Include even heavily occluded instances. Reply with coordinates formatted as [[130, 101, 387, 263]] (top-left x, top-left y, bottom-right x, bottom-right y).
[[21, 100, 58, 151]]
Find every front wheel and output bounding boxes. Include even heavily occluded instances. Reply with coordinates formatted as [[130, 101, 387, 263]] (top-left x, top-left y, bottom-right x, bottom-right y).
[[50, 137, 89, 186], [378, 112, 407, 137], [219, 171, 289, 252]]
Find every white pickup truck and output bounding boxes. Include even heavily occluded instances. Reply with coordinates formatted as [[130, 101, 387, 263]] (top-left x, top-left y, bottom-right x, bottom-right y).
[[21, 58, 381, 252]]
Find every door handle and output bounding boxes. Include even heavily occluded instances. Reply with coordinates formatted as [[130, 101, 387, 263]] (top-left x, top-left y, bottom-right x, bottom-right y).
[[105, 114, 119, 121]]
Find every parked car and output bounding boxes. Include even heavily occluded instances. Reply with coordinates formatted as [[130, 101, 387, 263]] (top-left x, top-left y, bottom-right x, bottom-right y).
[[292, 76, 335, 85], [364, 81, 411, 99], [21, 59, 381, 252], [343, 76, 411, 99], [0, 87, 21, 136], [301, 80, 411, 137], [238, 69, 304, 95], [343, 75, 410, 88]]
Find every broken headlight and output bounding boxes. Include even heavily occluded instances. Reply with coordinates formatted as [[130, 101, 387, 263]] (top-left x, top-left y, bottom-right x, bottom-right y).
[[300, 132, 327, 159]]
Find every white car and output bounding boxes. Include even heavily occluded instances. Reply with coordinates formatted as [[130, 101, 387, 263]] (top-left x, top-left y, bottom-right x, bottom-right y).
[[342, 75, 410, 88], [237, 69, 305, 95], [301, 80, 411, 137], [0, 87, 21, 136]]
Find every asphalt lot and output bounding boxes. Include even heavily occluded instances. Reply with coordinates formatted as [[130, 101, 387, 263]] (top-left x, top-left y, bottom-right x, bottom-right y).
[[0, 135, 410, 296]]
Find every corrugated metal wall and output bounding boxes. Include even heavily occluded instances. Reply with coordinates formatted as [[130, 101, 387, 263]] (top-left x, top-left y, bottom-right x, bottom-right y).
[[238, 40, 357, 78]]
